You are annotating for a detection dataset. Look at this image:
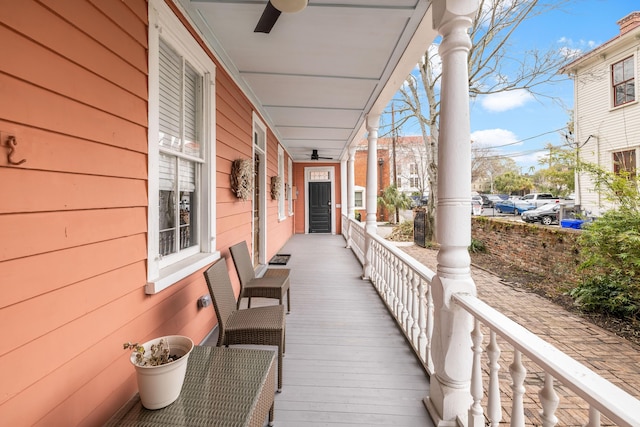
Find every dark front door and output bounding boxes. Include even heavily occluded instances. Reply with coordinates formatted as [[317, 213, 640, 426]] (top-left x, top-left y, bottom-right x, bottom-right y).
[[309, 182, 331, 233]]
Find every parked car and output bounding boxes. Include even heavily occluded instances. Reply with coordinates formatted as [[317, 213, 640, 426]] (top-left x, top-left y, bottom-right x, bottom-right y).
[[485, 194, 503, 207], [521, 203, 561, 225], [494, 199, 536, 215], [520, 193, 562, 208]]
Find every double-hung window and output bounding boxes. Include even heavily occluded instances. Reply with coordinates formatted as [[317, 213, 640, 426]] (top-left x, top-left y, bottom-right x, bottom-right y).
[[612, 56, 635, 107], [147, 0, 217, 293], [613, 149, 636, 177]]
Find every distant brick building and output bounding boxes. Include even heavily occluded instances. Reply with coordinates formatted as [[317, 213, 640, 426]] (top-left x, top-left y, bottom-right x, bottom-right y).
[[355, 136, 429, 220]]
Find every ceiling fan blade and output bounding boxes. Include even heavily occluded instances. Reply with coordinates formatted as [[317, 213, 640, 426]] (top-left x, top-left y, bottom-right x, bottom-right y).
[[254, 1, 281, 33], [311, 149, 332, 160]]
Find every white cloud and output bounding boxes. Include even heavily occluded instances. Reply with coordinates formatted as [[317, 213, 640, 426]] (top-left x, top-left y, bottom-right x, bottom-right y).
[[470, 128, 519, 147], [479, 89, 534, 112]]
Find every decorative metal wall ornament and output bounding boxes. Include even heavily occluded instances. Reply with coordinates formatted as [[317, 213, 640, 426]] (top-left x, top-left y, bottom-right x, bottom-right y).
[[6, 136, 26, 166], [271, 175, 282, 200], [230, 158, 253, 201]]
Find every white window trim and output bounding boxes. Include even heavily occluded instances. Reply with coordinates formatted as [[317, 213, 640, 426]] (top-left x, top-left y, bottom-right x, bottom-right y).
[[252, 112, 268, 266], [278, 145, 286, 221], [288, 157, 294, 216], [146, 0, 218, 294], [609, 52, 638, 110]]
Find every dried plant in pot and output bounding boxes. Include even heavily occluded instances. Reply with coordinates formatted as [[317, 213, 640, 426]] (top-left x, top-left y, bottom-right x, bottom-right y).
[[123, 335, 194, 410]]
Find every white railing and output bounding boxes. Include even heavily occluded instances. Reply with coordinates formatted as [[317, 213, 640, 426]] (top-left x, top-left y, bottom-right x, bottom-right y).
[[368, 232, 435, 373], [454, 293, 640, 427], [342, 216, 640, 426], [345, 216, 365, 265]]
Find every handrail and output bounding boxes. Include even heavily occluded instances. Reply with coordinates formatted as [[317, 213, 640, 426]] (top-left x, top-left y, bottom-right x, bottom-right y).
[[344, 215, 640, 426], [454, 292, 640, 426]]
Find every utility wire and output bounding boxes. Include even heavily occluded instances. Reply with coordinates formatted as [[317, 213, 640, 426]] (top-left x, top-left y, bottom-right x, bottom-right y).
[[477, 127, 568, 150]]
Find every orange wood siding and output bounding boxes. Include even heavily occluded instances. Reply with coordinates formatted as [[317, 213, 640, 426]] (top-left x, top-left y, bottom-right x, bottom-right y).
[[0, 1, 190, 425], [0, 1, 293, 425]]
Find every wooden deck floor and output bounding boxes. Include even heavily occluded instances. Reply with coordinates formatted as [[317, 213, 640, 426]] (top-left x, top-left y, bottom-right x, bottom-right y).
[[203, 234, 433, 426]]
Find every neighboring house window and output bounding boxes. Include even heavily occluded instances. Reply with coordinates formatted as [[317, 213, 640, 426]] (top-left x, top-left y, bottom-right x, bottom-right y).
[[354, 189, 364, 208], [278, 146, 285, 219], [612, 56, 635, 107], [613, 149, 636, 177], [409, 163, 418, 174], [147, 0, 217, 294], [410, 177, 419, 188]]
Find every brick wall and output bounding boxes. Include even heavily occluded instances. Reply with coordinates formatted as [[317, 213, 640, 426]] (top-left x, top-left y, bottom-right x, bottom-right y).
[[471, 217, 582, 286]]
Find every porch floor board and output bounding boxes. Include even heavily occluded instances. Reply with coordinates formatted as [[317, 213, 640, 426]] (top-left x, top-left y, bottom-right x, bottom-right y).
[[203, 234, 433, 426]]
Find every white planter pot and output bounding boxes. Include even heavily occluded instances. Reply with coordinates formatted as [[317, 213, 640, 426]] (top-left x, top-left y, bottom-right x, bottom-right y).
[[130, 335, 194, 410]]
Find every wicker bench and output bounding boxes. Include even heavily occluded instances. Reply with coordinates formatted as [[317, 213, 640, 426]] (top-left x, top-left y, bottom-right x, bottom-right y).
[[106, 346, 276, 426]]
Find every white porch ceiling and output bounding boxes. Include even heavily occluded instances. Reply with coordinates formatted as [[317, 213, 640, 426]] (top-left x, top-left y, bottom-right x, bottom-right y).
[[176, 0, 436, 161]]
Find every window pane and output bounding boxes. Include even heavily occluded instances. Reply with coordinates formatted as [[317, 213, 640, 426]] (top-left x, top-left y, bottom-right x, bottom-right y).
[[179, 158, 196, 192], [354, 192, 363, 206], [179, 190, 197, 250], [613, 61, 624, 84], [159, 153, 175, 191], [179, 159, 197, 250], [615, 84, 625, 106], [159, 39, 182, 152], [159, 190, 176, 256], [183, 62, 202, 158], [310, 171, 329, 180], [626, 81, 635, 102], [623, 57, 634, 80]]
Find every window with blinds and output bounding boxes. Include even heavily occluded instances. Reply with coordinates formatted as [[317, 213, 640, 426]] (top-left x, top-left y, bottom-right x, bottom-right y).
[[158, 38, 204, 257]]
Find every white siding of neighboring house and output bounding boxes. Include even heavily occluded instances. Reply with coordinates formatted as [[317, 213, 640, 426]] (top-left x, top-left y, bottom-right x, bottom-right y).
[[570, 26, 640, 216]]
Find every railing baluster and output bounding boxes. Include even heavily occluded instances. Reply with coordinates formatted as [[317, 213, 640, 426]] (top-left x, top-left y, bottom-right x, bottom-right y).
[[425, 282, 434, 374], [584, 406, 601, 427], [404, 265, 413, 334], [399, 262, 408, 328], [539, 373, 559, 427], [410, 269, 420, 344], [509, 350, 526, 427], [392, 256, 400, 317], [487, 331, 502, 427], [378, 247, 393, 304], [417, 276, 428, 365], [469, 319, 485, 427]]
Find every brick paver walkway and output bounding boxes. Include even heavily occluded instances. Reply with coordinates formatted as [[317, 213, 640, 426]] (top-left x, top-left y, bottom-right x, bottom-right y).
[[400, 244, 640, 426]]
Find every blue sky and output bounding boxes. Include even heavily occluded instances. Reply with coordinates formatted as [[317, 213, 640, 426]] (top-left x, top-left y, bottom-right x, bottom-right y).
[[393, 0, 638, 173]]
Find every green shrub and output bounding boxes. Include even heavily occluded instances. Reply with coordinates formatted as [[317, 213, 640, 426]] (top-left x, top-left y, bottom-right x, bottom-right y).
[[574, 208, 640, 317], [468, 238, 486, 254], [570, 274, 640, 318], [388, 220, 414, 242]]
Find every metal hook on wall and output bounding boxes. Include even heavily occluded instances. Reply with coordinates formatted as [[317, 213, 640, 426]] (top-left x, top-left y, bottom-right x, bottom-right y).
[[6, 136, 26, 166]]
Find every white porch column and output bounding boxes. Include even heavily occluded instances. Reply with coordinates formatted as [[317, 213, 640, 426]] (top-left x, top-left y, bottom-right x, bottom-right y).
[[363, 113, 380, 280], [345, 146, 357, 249], [424, 1, 479, 426], [347, 146, 356, 219]]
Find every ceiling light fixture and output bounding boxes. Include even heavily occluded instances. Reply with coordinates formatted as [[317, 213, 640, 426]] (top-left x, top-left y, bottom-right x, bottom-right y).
[[271, 0, 307, 14]]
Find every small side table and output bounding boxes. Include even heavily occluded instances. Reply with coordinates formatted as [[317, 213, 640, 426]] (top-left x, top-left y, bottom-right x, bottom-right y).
[[107, 346, 276, 426]]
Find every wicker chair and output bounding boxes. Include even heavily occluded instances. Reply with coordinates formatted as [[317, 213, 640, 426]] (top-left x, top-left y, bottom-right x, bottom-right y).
[[229, 241, 291, 312], [204, 258, 286, 391]]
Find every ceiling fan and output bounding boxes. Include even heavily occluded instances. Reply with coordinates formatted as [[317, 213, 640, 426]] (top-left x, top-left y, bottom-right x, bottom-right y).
[[311, 149, 332, 161], [254, 0, 308, 34]]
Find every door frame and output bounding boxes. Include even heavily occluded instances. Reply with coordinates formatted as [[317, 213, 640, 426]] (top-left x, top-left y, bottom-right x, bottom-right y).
[[252, 112, 267, 266], [304, 166, 336, 235]]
